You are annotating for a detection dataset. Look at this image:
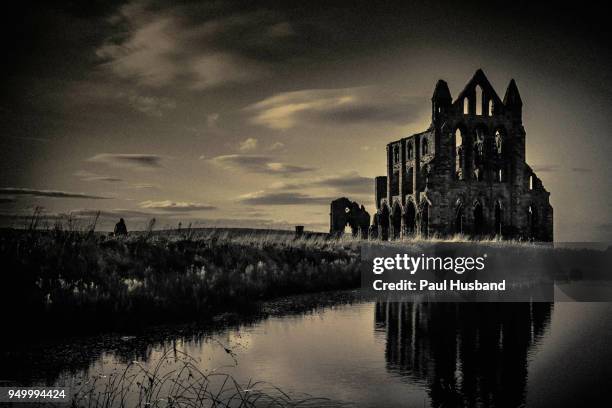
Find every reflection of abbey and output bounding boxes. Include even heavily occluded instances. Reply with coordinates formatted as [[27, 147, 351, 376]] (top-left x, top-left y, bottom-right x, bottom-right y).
[[370, 70, 553, 241]]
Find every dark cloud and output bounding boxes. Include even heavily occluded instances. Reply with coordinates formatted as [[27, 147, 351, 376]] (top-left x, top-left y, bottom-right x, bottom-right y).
[[94, 1, 304, 89], [312, 173, 372, 194], [8, 136, 50, 143], [0, 188, 110, 199], [0, 197, 16, 204], [70, 209, 155, 219], [313, 101, 422, 125], [238, 191, 332, 205], [209, 154, 315, 175], [87, 153, 164, 169], [271, 172, 372, 194], [139, 200, 217, 212]]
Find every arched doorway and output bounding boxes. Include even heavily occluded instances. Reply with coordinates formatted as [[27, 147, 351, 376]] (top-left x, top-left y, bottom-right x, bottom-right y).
[[404, 201, 416, 236], [392, 203, 402, 240], [343, 223, 352, 235], [419, 203, 429, 238], [455, 204, 464, 235], [494, 201, 503, 237], [473, 202, 485, 236]]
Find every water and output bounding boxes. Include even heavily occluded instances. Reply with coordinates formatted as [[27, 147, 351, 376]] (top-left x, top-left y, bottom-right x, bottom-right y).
[[2, 294, 612, 407]]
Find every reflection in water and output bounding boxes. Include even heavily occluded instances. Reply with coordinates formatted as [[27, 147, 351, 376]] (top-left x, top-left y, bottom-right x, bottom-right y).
[[14, 295, 612, 408], [375, 302, 553, 408]]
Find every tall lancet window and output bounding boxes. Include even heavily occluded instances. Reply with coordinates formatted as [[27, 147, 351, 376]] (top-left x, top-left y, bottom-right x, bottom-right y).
[[495, 130, 503, 155], [475, 85, 483, 116], [474, 129, 485, 159], [455, 129, 464, 180], [422, 138, 429, 155]]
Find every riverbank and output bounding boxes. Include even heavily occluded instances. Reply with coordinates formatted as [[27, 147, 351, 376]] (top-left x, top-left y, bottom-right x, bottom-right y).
[[0, 229, 362, 338], [2, 227, 609, 339]]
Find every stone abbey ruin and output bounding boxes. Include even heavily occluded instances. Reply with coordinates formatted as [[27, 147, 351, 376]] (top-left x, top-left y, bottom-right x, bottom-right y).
[[330, 69, 553, 241]]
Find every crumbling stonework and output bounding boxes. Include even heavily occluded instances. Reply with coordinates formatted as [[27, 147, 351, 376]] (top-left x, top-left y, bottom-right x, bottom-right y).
[[330, 197, 371, 238], [373, 70, 553, 241]]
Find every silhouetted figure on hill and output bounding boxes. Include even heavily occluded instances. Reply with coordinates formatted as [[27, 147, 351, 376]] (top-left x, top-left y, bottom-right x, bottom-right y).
[[114, 218, 128, 236]]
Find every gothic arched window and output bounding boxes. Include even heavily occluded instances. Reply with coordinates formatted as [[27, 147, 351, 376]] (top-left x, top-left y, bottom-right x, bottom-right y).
[[455, 129, 464, 180], [475, 85, 483, 116], [474, 129, 485, 160], [407, 142, 413, 160], [495, 130, 503, 155], [422, 138, 429, 155]]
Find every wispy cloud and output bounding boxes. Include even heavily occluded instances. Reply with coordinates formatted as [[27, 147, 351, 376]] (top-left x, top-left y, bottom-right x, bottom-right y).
[[270, 171, 372, 194], [571, 167, 592, 173], [246, 87, 424, 130], [238, 191, 332, 205], [267, 142, 285, 151], [87, 153, 164, 169], [122, 91, 176, 117], [8, 136, 50, 143], [0, 188, 110, 199], [209, 154, 315, 175], [139, 200, 216, 212], [74, 170, 124, 183], [239, 137, 258, 152], [95, 1, 299, 89], [129, 183, 159, 190]]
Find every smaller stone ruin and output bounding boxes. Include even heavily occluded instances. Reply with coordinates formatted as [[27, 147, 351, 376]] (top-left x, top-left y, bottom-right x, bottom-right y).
[[329, 197, 370, 238]]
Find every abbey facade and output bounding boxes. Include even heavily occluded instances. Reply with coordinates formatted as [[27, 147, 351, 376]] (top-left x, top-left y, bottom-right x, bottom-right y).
[[372, 70, 553, 241]]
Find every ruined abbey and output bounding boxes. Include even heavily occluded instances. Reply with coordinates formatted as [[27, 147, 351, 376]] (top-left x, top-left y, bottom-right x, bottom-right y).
[[330, 69, 553, 241]]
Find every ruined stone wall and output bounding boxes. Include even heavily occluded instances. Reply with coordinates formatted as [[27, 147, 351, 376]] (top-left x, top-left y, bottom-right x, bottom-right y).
[[329, 197, 370, 238], [371, 70, 553, 241]]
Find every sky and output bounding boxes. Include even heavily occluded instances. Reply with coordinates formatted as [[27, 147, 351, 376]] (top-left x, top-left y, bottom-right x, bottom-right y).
[[1, 0, 611, 241]]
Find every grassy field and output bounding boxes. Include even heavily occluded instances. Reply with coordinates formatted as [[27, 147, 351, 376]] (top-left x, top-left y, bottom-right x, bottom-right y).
[[2, 222, 608, 339], [0, 227, 362, 337]]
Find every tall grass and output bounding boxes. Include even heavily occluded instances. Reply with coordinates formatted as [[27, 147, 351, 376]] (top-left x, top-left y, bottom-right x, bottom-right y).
[[73, 349, 345, 408], [0, 227, 362, 337]]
